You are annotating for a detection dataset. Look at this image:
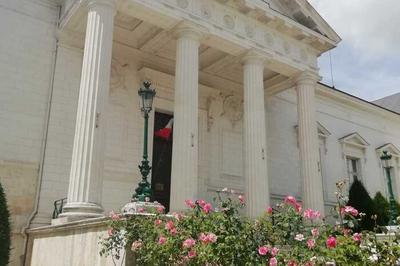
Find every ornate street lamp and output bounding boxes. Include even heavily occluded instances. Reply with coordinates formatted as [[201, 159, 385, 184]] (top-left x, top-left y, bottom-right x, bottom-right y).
[[380, 150, 398, 225], [133, 81, 156, 202]]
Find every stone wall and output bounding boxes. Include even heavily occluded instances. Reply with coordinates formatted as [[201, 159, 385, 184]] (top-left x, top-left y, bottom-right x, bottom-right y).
[[0, 0, 59, 264]]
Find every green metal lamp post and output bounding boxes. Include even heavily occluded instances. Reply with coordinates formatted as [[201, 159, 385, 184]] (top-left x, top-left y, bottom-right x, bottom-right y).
[[133, 81, 156, 202], [380, 150, 398, 225]]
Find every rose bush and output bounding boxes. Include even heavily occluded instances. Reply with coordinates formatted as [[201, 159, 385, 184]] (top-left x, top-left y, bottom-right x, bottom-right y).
[[100, 182, 400, 265]]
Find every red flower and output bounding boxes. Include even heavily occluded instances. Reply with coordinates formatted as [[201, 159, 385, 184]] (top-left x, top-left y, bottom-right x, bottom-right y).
[[326, 236, 337, 249], [202, 203, 212, 214]]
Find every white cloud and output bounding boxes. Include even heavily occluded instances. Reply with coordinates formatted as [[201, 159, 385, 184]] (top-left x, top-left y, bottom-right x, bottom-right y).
[[310, 0, 400, 60], [308, 0, 400, 100]]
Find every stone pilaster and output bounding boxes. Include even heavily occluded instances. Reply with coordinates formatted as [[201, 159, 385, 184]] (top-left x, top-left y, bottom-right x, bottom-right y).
[[242, 52, 270, 217], [295, 71, 324, 214], [60, 0, 115, 219], [169, 26, 202, 211]]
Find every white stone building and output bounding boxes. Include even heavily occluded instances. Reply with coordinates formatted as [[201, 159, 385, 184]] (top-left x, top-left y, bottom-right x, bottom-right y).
[[1, 0, 399, 264]]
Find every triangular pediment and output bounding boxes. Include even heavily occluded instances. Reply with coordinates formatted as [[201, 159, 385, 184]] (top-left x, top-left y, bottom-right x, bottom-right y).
[[339, 132, 369, 148], [286, 0, 340, 42], [232, 0, 341, 44], [317, 122, 331, 138], [376, 143, 400, 157]]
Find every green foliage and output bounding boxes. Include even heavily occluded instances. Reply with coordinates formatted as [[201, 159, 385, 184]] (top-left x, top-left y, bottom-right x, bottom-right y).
[[347, 179, 376, 231], [373, 192, 391, 226], [0, 182, 11, 266], [373, 192, 400, 227], [99, 182, 400, 265]]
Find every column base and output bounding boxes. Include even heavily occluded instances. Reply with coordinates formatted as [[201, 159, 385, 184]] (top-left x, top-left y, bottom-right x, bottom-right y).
[[59, 202, 104, 222]]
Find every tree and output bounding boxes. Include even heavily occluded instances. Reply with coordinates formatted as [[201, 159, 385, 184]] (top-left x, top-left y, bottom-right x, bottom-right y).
[[0, 182, 11, 265], [347, 180, 375, 231]]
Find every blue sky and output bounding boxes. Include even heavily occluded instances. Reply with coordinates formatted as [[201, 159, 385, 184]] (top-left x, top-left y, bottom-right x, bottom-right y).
[[309, 0, 400, 101]]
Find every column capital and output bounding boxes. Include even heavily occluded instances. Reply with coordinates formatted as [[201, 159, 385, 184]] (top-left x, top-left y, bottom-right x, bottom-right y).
[[241, 50, 271, 66], [86, 0, 116, 10], [173, 22, 207, 42], [295, 71, 321, 86]]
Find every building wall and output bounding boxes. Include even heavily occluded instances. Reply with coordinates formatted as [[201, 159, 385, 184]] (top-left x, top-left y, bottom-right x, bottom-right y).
[[0, 0, 59, 264]]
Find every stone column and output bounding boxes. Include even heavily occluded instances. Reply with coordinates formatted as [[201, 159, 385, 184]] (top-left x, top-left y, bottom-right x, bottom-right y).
[[60, 0, 115, 219], [242, 52, 270, 217], [296, 71, 324, 214], [169, 26, 202, 211]]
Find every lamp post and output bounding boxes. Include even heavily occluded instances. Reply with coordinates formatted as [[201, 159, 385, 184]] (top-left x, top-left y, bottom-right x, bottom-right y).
[[133, 81, 156, 202], [380, 150, 398, 225]]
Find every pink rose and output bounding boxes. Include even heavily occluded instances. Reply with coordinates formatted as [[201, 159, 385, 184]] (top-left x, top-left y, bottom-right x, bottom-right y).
[[188, 250, 196, 259], [109, 211, 120, 221], [341, 206, 359, 217], [326, 236, 337, 249], [185, 200, 196, 209], [284, 196, 297, 205], [266, 206, 273, 214], [158, 236, 167, 245], [304, 209, 321, 220], [307, 239, 315, 249], [154, 219, 162, 226], [196, 199, 206, 207], [271, 247, 279, 257], [258, 246, 269, 256], [183, 238, 196, 248], [202, 203, 212, 214], [199, 233, 208, 243], [311, 228, 319, 237], [199, 232, 217, 244], [157, 205, 165, 213], [172, 212, 183, 221], [269, 257, 278, 266], [165, 220, 175, 231], [284, 196, 302, 213], [207, 233, 217, 243], [238, 195, 245, 204], [170, 228, 177, 236], [131, 240, 142, 251], [107, 228, 113, 237], [288, 261, 298, 266], [138, 207, 145, 213], [352, 233, 362, 243]]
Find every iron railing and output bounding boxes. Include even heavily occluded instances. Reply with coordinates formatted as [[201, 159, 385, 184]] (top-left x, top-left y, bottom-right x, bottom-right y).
[[52, 197, 67, 219]]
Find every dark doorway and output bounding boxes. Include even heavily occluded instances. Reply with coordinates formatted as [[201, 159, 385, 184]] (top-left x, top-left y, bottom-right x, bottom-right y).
[[151, 112, 173, 212]]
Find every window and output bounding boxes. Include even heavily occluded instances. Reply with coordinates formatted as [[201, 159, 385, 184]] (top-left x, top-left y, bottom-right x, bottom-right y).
[[346, 157, 361, 183]]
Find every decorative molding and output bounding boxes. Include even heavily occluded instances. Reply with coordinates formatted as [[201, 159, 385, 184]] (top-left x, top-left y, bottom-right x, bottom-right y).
[[110, 59, 127, 90], [220, 94, 243, 127]]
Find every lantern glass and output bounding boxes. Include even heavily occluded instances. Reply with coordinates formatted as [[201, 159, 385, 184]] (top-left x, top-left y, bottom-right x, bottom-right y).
[[380, 151, 393, 168], [138, 81, 156, 115]]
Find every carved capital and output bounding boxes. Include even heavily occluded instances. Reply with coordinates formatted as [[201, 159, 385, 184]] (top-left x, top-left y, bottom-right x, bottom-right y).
[[86, 0, 116, 11], [241, 50, 271, 66], [295, 70, 321, 86], [172, 22, 208, 41]]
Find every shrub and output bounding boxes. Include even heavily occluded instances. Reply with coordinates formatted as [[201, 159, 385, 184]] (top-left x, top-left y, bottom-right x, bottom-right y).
[[100, 182, 400, 265], [347, 180, 376, 231], [0, 182, 11, 265], [373, 192, 400, 227]]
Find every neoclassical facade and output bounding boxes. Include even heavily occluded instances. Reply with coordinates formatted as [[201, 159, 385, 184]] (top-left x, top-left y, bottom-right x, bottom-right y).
[[1, 0, 400, 264]]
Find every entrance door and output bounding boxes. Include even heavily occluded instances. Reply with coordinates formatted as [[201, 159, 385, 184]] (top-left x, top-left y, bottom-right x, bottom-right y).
[[151, 112, 173, 212]]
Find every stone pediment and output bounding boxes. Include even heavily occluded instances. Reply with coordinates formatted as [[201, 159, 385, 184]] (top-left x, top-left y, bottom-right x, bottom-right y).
[[339, 132, 369, 148], [376, 143, 400, 157], [228, 0, 341, 44]]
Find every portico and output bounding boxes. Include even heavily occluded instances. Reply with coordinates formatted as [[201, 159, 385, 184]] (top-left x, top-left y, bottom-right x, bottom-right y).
[[50, 0, 341, 222]]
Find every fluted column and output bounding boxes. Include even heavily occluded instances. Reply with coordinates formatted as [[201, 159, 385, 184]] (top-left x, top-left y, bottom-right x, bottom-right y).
[[242, 52, 270, 217], [60, 0, 115, 219], [296, 71, 324, 214], [170, 26, 202, 211]]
